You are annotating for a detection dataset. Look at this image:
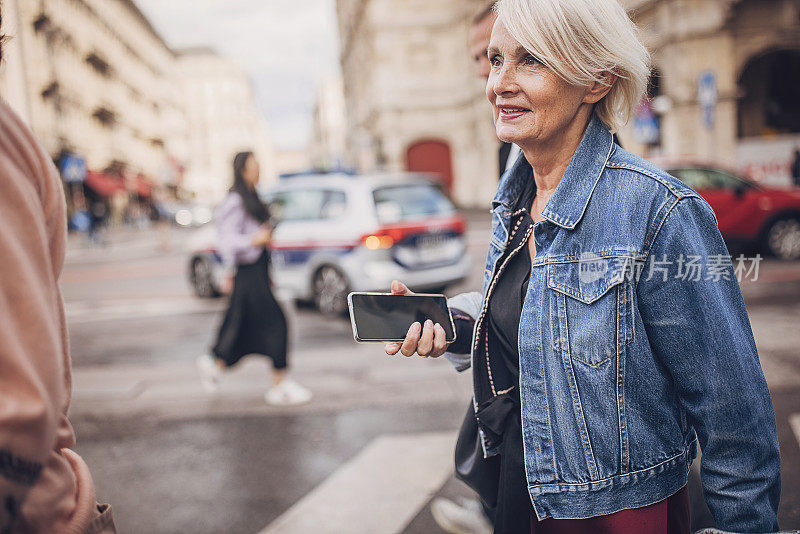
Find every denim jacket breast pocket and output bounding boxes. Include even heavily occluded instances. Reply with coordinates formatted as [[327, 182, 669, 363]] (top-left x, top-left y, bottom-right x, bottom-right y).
[[547, 254, 635, 367]]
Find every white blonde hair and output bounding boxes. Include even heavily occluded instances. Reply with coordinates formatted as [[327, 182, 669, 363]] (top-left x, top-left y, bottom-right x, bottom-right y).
[[493, 0, 650, 132]]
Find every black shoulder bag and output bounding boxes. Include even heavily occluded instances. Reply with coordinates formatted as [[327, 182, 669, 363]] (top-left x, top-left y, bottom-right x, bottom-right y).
[[454, 399, 501, 509]]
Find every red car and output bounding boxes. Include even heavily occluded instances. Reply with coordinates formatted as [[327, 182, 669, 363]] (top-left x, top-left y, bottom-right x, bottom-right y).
[[653, 159, 800, 260]]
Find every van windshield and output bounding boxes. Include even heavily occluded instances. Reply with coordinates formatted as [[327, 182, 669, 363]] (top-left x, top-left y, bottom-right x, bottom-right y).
[[372, 184, 456, 224]]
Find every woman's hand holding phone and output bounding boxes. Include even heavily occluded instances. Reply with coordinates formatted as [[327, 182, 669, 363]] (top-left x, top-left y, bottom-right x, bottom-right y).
[[384, 280, 450, 358]]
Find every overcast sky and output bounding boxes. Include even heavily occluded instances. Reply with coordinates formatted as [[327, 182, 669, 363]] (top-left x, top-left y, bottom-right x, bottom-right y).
[[135, 0, 341, 151]]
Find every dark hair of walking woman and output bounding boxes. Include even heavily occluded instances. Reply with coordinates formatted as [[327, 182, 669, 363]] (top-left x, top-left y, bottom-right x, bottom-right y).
[[230, 151, 270, 224]]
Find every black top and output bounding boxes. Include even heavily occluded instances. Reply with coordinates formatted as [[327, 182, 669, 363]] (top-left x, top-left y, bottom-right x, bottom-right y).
[[485, 176, 537, 391], [499, 142, 512, 178], [473, 175, 538, 533]]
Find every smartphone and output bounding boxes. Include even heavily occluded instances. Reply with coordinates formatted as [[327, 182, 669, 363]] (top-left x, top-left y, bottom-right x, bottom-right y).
[[348, 292, 457, 343]]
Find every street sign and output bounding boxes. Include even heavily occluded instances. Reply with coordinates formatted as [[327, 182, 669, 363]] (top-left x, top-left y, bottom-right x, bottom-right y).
[[633, 99, 660, 145], [60, 153, 87, 183], [697, 70, 718, 130]]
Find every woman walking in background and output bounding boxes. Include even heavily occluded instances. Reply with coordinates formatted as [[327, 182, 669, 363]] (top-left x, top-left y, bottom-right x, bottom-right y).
[[197, 151, 312, 406]]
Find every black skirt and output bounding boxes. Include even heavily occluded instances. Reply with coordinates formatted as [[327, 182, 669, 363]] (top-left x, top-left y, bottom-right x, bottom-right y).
[[212, 250, 288, 369]]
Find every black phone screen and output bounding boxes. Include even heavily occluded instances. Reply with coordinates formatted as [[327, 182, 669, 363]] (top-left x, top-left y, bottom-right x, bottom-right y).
[[348, 293, 455, 342]]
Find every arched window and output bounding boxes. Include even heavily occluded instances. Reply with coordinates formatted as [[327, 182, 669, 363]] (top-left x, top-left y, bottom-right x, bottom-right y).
[[738, 49, 800, 138]]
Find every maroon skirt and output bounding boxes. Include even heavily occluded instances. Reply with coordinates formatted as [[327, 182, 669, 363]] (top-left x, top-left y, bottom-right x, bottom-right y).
[[531, 485, 690, 534]]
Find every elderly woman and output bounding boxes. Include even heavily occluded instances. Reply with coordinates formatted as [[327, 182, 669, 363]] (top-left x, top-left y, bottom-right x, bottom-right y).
[[386, 0, 781, 532]]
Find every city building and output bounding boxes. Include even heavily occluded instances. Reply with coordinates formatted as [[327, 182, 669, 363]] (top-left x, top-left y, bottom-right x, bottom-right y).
[[274, 148, 313, 176], [337, 0, 800, 208], [0, 0, 277, 213], [0, 0, 187, 194], [336, 0, 499, 207], [620, 0, 800, 186], [175, 48, 275, 202], [309, 74, 348, 171]]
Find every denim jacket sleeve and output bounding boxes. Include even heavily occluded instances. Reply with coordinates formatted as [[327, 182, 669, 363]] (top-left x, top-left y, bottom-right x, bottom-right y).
[[636, 196, 781, 532]]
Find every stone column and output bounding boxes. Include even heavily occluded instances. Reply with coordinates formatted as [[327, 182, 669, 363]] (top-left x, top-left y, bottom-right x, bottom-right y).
[[657, 0, 741, 161]]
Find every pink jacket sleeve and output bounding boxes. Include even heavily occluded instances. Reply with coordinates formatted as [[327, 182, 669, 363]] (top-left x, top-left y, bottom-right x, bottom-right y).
[[0, 111, 66, 528], [0, 101, 98, 533]]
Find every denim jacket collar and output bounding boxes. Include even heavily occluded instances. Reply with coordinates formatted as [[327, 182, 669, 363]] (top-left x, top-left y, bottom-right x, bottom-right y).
[[491, 114, 614, 229]]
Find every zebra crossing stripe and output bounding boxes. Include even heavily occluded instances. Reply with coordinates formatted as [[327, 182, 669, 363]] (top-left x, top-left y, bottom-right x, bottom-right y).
[[790, 413, 800, 450], [259, 431, 455, 534]]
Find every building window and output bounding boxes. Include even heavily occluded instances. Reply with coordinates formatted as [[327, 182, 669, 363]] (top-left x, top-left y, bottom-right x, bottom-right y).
[[33, 13, 51, 32], [86, 52, 112, 77], [738, 50, 800, 137], [92, 106, 117, 127], [41, 81, 59, 99]]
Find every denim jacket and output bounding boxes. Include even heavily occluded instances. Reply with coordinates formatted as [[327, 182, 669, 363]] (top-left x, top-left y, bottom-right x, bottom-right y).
[[446, 115, 781, 531]]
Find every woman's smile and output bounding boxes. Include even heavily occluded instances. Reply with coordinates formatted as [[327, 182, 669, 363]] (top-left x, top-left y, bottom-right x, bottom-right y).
[[498, 105, 530, 121]]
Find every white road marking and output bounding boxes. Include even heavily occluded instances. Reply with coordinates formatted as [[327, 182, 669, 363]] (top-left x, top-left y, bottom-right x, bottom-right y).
[[790, 413, 800, 450], [259, 431, 455, 534], [65, 298, 224, 323]]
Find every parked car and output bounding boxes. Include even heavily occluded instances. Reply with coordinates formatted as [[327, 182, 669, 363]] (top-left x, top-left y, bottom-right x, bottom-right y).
[[652, 159, 800, 260], [188, 172, 471, 314], [186, 231, 230, 298]]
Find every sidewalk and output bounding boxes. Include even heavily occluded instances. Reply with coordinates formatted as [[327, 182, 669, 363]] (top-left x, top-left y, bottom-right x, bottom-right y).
[[65, 224, 194, 266]]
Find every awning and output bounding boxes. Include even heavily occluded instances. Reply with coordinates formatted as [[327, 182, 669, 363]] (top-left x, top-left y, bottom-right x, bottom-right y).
[[85, 171, 125, 197], [134, 175, 153, 198]]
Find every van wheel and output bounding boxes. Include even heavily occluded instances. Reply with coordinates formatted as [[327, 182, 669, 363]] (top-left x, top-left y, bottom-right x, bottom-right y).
[[765, 216, 800, 260], [313, 266, 349, 315], [192, 258, 219, 298]]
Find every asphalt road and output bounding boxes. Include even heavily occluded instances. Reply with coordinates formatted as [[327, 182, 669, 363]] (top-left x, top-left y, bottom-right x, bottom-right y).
[[62, 213, 800, 534]]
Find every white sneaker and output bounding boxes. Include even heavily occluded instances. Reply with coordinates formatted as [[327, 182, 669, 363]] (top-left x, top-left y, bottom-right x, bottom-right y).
[[196, 354, 221, 393], [430, 497, 492, 534], [265, 378, 312, 406]]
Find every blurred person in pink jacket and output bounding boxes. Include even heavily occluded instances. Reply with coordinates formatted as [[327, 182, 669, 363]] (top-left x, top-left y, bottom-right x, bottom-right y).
[[0, 27, 115, 534]]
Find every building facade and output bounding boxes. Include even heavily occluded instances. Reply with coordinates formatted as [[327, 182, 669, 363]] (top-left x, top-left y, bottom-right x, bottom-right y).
[[0, 0, 187, 185], [620, 0, 800, 186], [338, 0, 800, 208], [337, 0, 499, 207], [309, 74, 348, 171], [175, 48, 275, 202], [0, 0, 276, 208]]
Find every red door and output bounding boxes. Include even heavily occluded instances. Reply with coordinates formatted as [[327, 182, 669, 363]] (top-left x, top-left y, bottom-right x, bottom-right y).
[[405, 140, 454, 192]]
